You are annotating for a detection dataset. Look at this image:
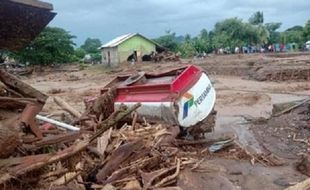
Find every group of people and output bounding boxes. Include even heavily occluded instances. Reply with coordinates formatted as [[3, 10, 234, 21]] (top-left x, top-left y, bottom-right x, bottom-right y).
[[214, 43, 300, 55]]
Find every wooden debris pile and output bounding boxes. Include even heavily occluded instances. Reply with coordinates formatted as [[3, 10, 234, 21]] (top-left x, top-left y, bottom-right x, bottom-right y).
[[0, 63, 34, 76], [0, 69, 48, 158], [152, 51, 180, 63], [0, 70, 289, 190]]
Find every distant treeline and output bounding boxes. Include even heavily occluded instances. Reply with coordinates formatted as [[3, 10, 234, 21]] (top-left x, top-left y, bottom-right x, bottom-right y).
[[153, 11, 310, 57], [1, 11, 310, 64]]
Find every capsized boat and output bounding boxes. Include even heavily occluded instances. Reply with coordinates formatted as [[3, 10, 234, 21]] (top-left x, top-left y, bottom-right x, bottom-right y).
[[101, 65, 216, 134]]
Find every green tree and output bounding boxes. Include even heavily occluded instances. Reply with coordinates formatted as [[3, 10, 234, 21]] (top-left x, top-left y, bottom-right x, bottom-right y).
[[304, 20, 310, 41], [184, 34, 191, 42], [286, 25, 304, 32], [192, 29, 213, 53], [249, 11, 264, 25], [281, 25, 304, 47], [81, 38, 101, 54], [178, 41, 196, 58], [13, 27, 76, 65], [265, 22, 282, 44], [74, 48, 86, 59], [256, 25, 269, 44], [248, 12, 269, 45], [212, 18, 260, 48], [154, 31, 179, 52], [90, 53, 102, 62], [200, 29, 209, 40], [265, 22, 282, 32]]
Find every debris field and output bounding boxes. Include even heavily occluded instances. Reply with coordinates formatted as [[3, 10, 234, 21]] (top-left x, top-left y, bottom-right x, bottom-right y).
[[0, 53, 309, 190]]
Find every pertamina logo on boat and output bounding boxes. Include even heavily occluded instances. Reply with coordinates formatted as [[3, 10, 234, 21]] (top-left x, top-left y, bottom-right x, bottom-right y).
[[182, 92, 194, 119], [182, 84, 212, 119]]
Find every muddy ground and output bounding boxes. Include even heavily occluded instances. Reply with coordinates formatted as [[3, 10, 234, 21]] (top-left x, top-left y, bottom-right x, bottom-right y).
[[23, 53, 310, 190]]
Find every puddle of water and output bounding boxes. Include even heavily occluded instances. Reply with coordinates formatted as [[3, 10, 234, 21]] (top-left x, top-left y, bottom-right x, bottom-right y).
[[213, 91, 308, 154], [213, 115, 263, 154]]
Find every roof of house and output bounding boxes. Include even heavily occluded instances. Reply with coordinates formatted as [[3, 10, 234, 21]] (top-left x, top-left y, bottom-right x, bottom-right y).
[[100, 33, 161, 49]]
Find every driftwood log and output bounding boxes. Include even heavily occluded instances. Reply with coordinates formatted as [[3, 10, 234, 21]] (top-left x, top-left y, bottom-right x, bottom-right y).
[[0, 69, 48, 103]]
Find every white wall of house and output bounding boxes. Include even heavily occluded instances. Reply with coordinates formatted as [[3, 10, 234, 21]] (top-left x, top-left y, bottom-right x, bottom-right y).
[[101, 47, 119, 67]]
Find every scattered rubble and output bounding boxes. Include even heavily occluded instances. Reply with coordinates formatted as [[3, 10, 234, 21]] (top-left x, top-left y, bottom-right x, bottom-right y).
[[251, 99, 310, 171], [0, 69, 48, 157], [194, 53, 310, 82], [152, 51, 180, 62], [0, 53, 309, 189], [0, 69, 289, 190], [296, 154, 310, 177], [0, 63, 33, 76], [250, 67, 310, 81]]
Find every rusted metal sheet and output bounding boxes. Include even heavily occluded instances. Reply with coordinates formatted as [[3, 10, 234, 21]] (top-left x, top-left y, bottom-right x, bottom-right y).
[[0, 0, 56, 50]]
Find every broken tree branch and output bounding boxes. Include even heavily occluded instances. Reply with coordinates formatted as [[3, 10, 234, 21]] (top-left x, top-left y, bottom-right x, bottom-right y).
[[143, 164, 178, 190], [53, 97, 82, 118], [154, 159, 181, 188], [23, 132, 80, 150], [90, 103, 141, 142]]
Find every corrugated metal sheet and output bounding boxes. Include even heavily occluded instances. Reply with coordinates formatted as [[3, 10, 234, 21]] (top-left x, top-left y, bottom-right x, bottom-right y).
[[101, 33, 162, 49], [101, 33, 136, 48]]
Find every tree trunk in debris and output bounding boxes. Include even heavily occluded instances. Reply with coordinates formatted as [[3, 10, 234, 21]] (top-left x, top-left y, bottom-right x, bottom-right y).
[[0, 122, 19, 158], [0, 70, 48, 103]]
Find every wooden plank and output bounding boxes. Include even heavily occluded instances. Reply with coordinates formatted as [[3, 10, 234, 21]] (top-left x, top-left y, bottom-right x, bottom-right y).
[[7, 0, 53, 10]]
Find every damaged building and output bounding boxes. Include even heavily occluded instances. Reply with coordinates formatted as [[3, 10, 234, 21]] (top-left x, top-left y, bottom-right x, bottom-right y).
[[100, 33, 163, 67]]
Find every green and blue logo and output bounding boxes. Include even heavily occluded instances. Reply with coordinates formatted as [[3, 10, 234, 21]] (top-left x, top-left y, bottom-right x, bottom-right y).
[[182, 84, 212, 119], [183, 92, 194, 119]]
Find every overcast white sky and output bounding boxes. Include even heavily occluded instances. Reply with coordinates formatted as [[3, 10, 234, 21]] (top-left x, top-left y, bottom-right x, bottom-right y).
[[48, 0, 310, 46]]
